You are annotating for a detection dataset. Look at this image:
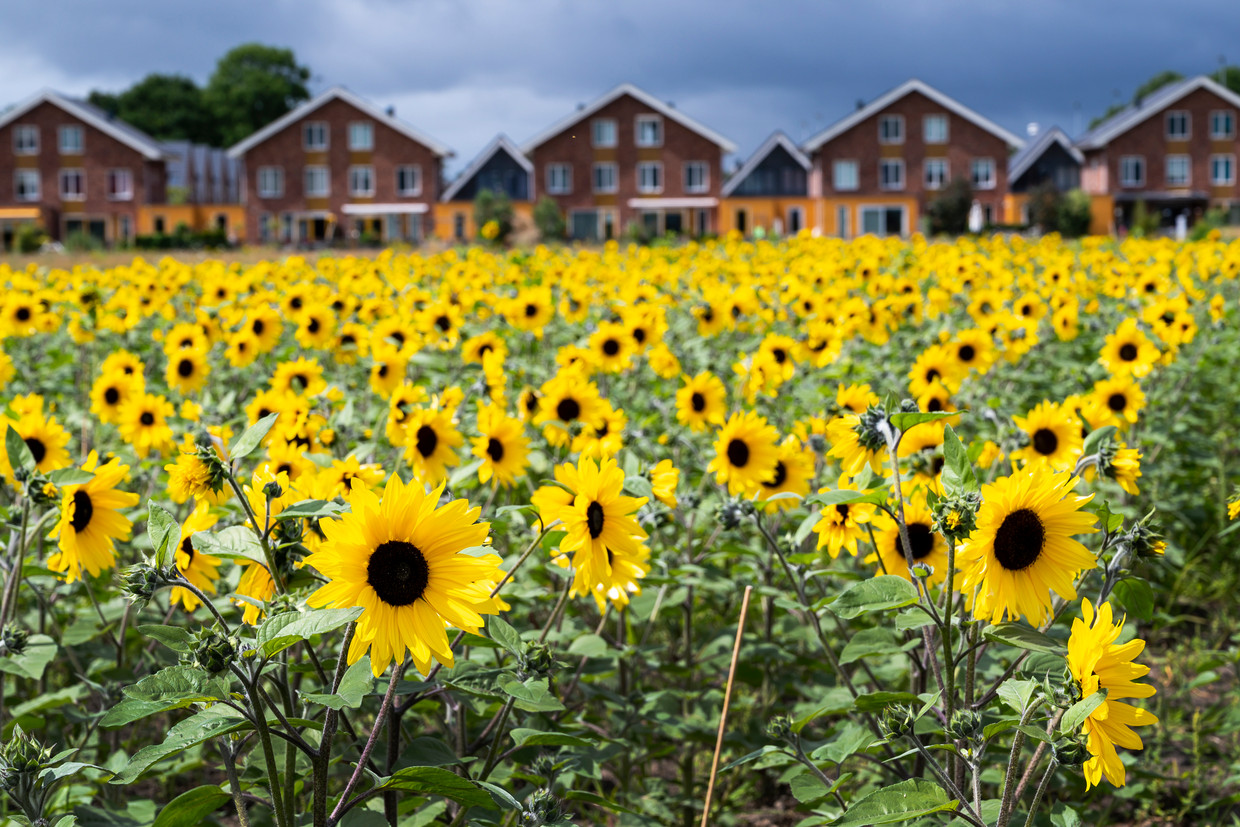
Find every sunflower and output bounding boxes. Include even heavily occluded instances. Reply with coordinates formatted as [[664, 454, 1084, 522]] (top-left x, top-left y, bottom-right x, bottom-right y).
[[1087, 376, 1145, 431], [334, 322, 371, 365], [757, 437, 815, 512], [571, 401, 626, 459], [507, 289, 555, 336], [948, 328, 996, 376], [649, 459, 679, 508], [826, 412, 889, 479], [169, 502, 222, 612], [401, 406, 463, 485], [385, 383, 431, 446], [369, 354, 408, 397], [461, 331, 508, 366], [1011, 400, 1083, 472], [311, 456, 386, 500], [908, 344, 961, 397], [294, 304, 336, 350], [165, 449, 230, 505], [534, 371, 604, 448], [225, 330, 261, 368], [164, 349, 210, 395], [244, 306, 284, 353], [958, 466, 1098, 624], [867, 494, 949, 585], [588, 321, 633, 373], [272, 358, 326, 398], [675, 371, 727, 432], [163, 321, 209, 354], [0, 351, 12, 390], [305, 475, 505, 677], [1099, 319, 1160, 378], [836, 383, 880, 415], [46, 451, 139, 583], [707, 410, 781, 497], [101, 350, 146, 383], [1102, 443, 1142, 495], [473, 405, 530, 488], [646, 342, 682, 379], [813, 495, 875, 559], [1068, 599, 1158, 788], [1, 409, 72, 482]]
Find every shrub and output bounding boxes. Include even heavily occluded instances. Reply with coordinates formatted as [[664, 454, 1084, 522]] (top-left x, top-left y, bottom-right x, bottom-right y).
[[533, 195, 565, 241], [1058, 189, 1094, 237], [1026, 181, 1061, 233], [14, 223, 46, 253], [925, 176, 974, 235], [473, 189, 513, 244], [64, 230, 103, 253]]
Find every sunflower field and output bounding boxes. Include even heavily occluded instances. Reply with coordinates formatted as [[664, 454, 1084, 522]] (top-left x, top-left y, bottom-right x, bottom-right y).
[[0, 233, 1239, 827]]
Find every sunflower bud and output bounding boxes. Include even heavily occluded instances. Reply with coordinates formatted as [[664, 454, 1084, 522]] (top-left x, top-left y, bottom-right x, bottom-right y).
[[879, 704, 917, 739], [120, 563, 164, 607], [263, 480, 283, 501], [530, 755, 558, 783], [519, 642, 555, 678], [808, 433, 828, 454], [716, 500, 746, 530], [933, 491, 981, 542], [522, 788, 568, 827], [30, 478, 58, 508], [856, 405, 889, 452], [765, 715, 794, 743], [946, 709, 983, 742], [899, 398, 920, 414], [186, 626, 239, 675], [1121, 515, 1165, 560], [1051, 731, 1091, 766], [0, 625, 30, 657]]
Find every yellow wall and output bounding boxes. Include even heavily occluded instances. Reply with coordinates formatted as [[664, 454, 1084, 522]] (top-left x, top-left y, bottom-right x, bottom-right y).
[[1088, 195, 1115, 236], [435, 202, 534, 242], [138, 205, 247, 241], [1003, 194, 1029, 226], [817, 195, 922, 238], [718, 197, 816, 237]]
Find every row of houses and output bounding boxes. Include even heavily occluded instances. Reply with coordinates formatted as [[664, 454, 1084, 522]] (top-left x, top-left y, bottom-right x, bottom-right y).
[[3, 74, 1240, 249]]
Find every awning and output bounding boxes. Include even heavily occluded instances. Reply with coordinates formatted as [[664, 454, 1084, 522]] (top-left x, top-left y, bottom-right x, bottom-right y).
[[341, 203, 429, 215], [626, 197, 719, 209], [0, 207, 41, 220]]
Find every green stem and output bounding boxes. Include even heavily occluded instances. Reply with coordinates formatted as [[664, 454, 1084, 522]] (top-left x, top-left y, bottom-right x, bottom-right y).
[[329, 660, 402, 826], [235, 666, 288, 827], [996, 702, 1041, 827], [226, 473, 286, 595], [223, 740, 253, 827], [1021, 759, 1058, 827]]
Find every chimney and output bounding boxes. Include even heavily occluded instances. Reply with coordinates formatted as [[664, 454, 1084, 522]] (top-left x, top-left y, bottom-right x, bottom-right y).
[[855, 99, 865, 111], [386, 105, 395, 116]]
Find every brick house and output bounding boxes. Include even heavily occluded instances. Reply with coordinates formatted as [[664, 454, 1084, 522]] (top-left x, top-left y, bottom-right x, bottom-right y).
[[437, 134, 533, 242], [1075, 75, 1240, 234], [0, 89, 166, 248], [718, 131, 814, 237], [227, 86, 452, 245], [803, 79, 1023, 237], [522, 83, 737, 241]]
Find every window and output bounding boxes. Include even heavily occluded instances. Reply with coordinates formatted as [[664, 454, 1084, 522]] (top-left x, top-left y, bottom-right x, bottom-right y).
[[684, 161, 709, 193], [107, 169, 133, 201], [924, 115, 948, 144], [396, 165, 422, 196], [860, 205, 905, 236], [879, 159, 904, 190], [592, 162, 617, 193], [971, 158, 996, 190], [304, 166, 330, 197], [735, 208, 747, 234], [304, 122, 329, 150], [59, 169, 84, 200], [1165, 154, 1190, 186], [1165, 111, 1189, 140], [14, 169, 39, 201], [637, 161, 663, 193], [13, 125, 38, 155], [837, 205, 849, 239], [878, 115, 904, 144], [348, 122, 374, 151], [454, 213, 466, 241], [592, 118, 617, 148], [59, 125, 83, 154], [257, 166, 284, 198], [787, 206, 803, 234], [924, 159, 948, 190], [546, 163, 572, 194], [153, 216, 165, 234], [119, 214, 131, 242], [636, 114, 663, 147], [1211, 154, 1235, 185], [348, 165, 374, 196], [833, 160, 859, 191], [259, 212, 273, 243], [1211, 110, 1236, 139], [1119, 156, 1145, 187]]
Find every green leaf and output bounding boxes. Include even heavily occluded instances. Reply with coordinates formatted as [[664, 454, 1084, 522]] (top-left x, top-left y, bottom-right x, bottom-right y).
[[623, 474, 654, 501], [567, 634, 608, 657], [805, 488, 889, 508], [983, 623, 1062, 654], [47, 467, 95, 486], [497, 674, 565, 712], [403, 736, 464, 767], [5, 425, 35, 475], [109, 707, 251, 784], [830, 778, 957, 825], [476, 781, 522, 811], [274, 499, 348, 521], [1088, 500, 1124, 533], [564, 790, 639, 815], [488, 616, 522, 657], [996, 679, 1040, 714], [230, 411, 279, 460], [137, 625, 193, 654], [890, 411, 961, 431], [301, 657, 373, 709], [941, 426, 979, 497], [1081, 425, 1117, 458], [256, 607, 362, 658], [1061, 690, 1108, 734], [839, 628, 910, 664], [191, 525, 266, 566], [147, 502, 181, 569], [791, 772, 831, 804], [0, 634, 57, 680], [810, 722, 875, 765], [1112, 578, 1154, 622], [853, 691, 921, 712], [894, 605, 936, 631], [828, 576, 920, 619], [510, 728, 595, 749], [153, 785, 232, 827], [377, 767, 495, 808], [102, 666, 232, 727]]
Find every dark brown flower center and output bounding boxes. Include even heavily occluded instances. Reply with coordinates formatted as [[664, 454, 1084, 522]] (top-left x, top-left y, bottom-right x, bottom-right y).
[[1032, 428, 1058, 456], [896, 522, 935, 561], [835, 504, 850, 519], [486, 437, 504, 462], [24, 437, 46, 464], [308, 318, 321, 333], [104, 387, 120, 405], [15, 307, 31, 322], [415, 425, 438, 458], [524, 303, 538, 318], [367, 540, 430, 606], [177, 358, 194, 378], [958, 344, 975, 362], [992, 508, 1045, 571], [435, 315, 451, 332], [726, 439, 750, 467], [1118, 343, 1138, 361], [140, 411, 155, 426], [691, 392, 706, 412], [556, 398, 580, 422], [1107, 393, 1127, 412], [602, 338, 620, 356], [764, 461, 788, 489], [586, 501, 605, 539], [180, 535, 195, 566], [70, 490, 94, 532], [772, 348, 786, 364]]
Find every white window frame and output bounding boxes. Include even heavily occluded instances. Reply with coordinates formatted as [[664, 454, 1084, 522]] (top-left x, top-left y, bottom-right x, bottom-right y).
[[1165, 154, 1191, 187], [637, 161, 663, 194], [304, 165, 330, 197], [878, 158, 904, 191], [878, 114, 904, 145], [303, 121, 329, 151], [1211, 153, 1236, 186], [1210, 110, 1236, 140], [924, 114, 949, 144], [396, 164, 422, 196], [832, 160, 859, 191], [1119, 155, 1145, 187], [684, 161, 709, 194], [592, 118, 617, 148], [1165, 110, 1190, 140], [971, 158, 996, 190], [106, 168, 133, 201], [348, 165, 375, 197], [13, 125, 38, 155], [924, 158, 949, 190], [257, 166, 284, 199], [14, 169, 40, 202], [58, 125, 84, 154], [592, 162, 618, 194], [348, 121, 374, 151], [635, 114, 663, 148], [59, 168, 84, 201], [546, 163, 572, 195]]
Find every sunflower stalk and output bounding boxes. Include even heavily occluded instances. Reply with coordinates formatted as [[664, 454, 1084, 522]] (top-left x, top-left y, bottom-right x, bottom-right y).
[[1021, 758, 1059, 827], [225, 472, 287, 595], [996, 699, 1044, 827], [328, 659, 403, 827], [232, 663, 290, 827]]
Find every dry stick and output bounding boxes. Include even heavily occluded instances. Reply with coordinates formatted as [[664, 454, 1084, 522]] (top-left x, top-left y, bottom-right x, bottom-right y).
[[699, 585, 753, 827]]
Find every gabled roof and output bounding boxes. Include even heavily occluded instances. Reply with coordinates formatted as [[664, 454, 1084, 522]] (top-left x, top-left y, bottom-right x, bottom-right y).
[[720, 131, 810, 196], [226, 86, 453, 158], [0, 88, 164, 160], [1075, 75, 1240, 150], [441, 134, 532, 202], [1007, 126, 1083, 183], [803, 78, 1025, 152], [521, 83, 738, 154]]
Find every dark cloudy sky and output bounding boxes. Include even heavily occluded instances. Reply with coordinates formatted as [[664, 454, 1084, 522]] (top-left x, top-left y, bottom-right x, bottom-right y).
[[5, 0, 1240, 173]]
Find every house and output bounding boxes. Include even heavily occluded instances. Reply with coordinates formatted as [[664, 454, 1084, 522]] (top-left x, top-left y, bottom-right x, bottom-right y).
[[718, 131, 814, 238], [1075, 75, 1240, 234], [437, 134, 533, 242], [803, 79, 1024, 237], [227, 86, 452, 245], [522, 83, 737, 241], [1002, 126, 1083, 225], [0, 89, 167, 248], [140, 140, 246, 240]]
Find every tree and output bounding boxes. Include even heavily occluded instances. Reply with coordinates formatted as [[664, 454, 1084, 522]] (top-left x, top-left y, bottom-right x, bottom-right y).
[[925, 177, 974, 235], [1026, 180, 1061, 233], [533, 196, 566, 241], [473, 189, 514, 245], [1057, 189, 1093, 237], [88, 74, 214, 144], [204, 43, 311, 147], [1090, 70, 1184, 128]]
